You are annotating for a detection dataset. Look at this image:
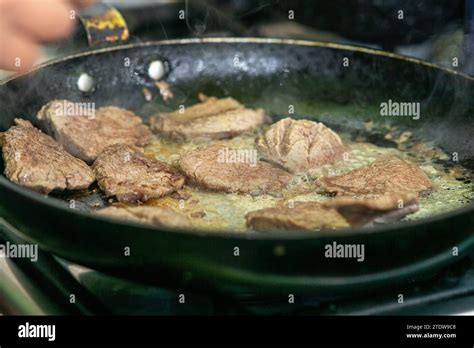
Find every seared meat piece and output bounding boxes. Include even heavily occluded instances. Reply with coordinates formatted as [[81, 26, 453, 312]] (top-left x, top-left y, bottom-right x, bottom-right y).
[[37, 100, 152, 163], [179, 144, 292, 195], [93, 144, 185, 202], [150, 94, 267, 141], [2, 119, 94, 194], [323, 192, 419, 227], [246, 192, 419, 231], [163, 94, 241, 121], [318, 156, 432, 196], [97, 206, 191, 229], [256, 118, 347, 173], [246, 202, 350, 231]]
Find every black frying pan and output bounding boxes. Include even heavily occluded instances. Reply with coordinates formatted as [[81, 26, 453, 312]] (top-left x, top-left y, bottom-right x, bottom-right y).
[[0, 35, 473, 297]]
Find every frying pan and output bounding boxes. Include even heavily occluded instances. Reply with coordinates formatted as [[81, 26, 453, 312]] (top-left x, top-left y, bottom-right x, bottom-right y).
[[0, 7, 473, 298]]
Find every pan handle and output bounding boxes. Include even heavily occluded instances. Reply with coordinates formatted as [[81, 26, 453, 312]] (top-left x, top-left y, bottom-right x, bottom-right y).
[[78, 2, 129, 47]]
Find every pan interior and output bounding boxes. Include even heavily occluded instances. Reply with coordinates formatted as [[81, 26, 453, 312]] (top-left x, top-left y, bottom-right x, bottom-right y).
[[0, 40, 473, 234], [54, 109, 473, 233]]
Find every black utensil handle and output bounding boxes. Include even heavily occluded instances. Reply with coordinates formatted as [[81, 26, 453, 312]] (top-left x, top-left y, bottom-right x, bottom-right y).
[[78, 2, 129, 47]]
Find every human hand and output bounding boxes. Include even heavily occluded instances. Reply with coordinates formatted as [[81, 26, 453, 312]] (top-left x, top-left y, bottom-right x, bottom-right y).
[[0, 0, 95, 72]]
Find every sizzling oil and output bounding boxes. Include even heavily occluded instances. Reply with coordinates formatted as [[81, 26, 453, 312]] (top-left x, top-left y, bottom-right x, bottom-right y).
[[142, 129, 474, 233]]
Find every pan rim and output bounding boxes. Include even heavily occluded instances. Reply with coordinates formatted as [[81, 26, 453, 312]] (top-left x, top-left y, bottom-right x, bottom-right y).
[[0, 37, 473, 240], [1, 37, 473, 84], [1, 173, 473, 241]]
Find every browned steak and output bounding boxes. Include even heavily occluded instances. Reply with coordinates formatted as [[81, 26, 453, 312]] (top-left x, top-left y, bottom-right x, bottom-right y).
[[37, 100, 152, 163], [2, 119, 94, 194], [97, 206, 191, 229], [246, 192, 419, 231], [150, 94, 267, 141], [323, 192, 419, 227], [319, 156, 432, 196], [246, 202, 350, 231], [179, 144, 292, 195], [93, 144, 185, 202], [256, 118, 347, 173]]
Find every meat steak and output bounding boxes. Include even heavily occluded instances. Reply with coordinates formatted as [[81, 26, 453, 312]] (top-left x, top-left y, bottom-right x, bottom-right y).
[[323, 192, 419, 227], [93, 144, 185, 202], [37, 100, 152, 163], [179, 144, 292, 195], [97, 206, 191, 229], [150, 94, 267, 141], [318, 156, 432, 196], [2, 119, 94, 194], [256, 118, 347, 173], [246, 192, 419, 231], [246, 201, 350, 231]]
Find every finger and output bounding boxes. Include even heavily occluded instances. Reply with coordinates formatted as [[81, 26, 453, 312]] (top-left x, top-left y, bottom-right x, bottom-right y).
[[4, 0, 75, 42], [0, 25, 40, 72]]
